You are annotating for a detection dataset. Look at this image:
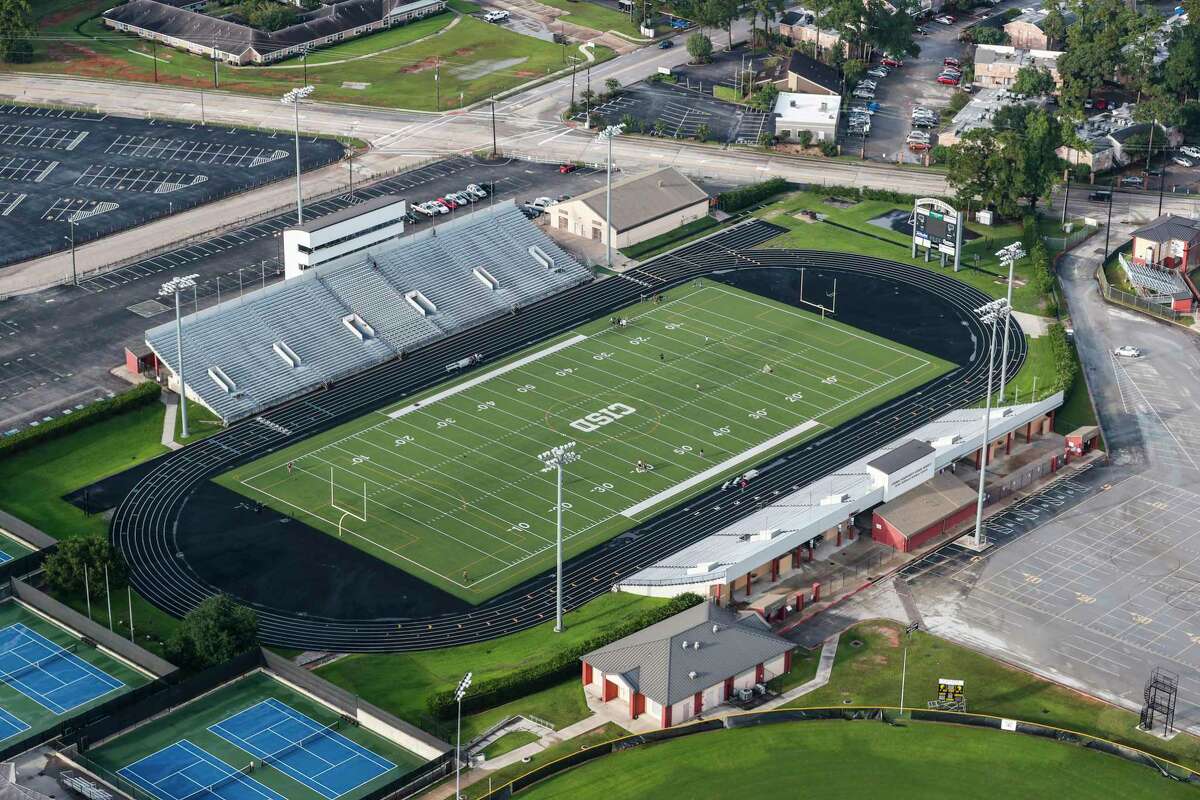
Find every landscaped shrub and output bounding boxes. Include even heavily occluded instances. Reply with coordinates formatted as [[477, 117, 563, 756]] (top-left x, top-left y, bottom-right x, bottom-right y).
[[425, 593, 704, 719], [0, 382, 161, 458], [717, 177, 790, 212]]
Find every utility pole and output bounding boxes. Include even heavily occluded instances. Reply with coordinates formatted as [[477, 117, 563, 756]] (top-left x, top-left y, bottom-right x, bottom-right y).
[[303, 48, 308, 84], [454, 673, 473, 800], [598, 125, 623, 269], [152, 39, 158, 83], [65, 218, 77, 286], [200, 88, 205, 125], [569, 56, 578, 115], [1060, 171, 1070, 225], [282, 86, 315, 225], [899, 622, 919, 716], [1103, 181, 1115, 258], [539, 442, 581, 632], [968, 299, 1009, 550], [490, 97, 497, 157], [160, 274, 199, 439], [435, 58, 440, 111], [212, 37, 219, 88], [995, 242, 1026, 403]]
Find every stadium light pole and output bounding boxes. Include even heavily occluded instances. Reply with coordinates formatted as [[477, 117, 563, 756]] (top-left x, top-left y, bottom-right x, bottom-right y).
[[281, 86, 315, 225], [160, 274, 199, 439], [540, 442, 580, 633], [994, 241, 1025, 403], [898, 622, 919, 717], [454, 672, 472, 800], [597, 124, 624, 270], [969, 299, 1009, 550]]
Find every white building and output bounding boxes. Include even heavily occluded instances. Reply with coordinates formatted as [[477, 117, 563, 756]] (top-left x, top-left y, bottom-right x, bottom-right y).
[[549, 168, 709, 249], [772, 91, 841, 142], [283, 195, 406, 279]]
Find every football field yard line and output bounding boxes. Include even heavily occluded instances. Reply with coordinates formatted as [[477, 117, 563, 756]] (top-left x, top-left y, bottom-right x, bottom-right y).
[[386, 334, 588, 419], [227, 283, 951, 599], [620, 419, 821, 518]]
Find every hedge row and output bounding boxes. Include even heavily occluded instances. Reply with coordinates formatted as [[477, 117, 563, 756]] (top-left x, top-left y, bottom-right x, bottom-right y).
[[425, 592, 705, 719], [717, 177, 790, 212], [1045, 323, 1078, 395], [0, 382, 161, 458]]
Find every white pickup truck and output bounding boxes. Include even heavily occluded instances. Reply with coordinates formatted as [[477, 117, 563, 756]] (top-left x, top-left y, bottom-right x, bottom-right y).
[[483, 9, 509, 22]]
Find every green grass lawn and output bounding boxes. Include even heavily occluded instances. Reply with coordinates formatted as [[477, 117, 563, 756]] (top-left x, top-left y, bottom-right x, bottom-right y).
[[512, 720, 1192, 799], [218, 283, 951, 602], [535, 0, 643, 37], [619, 215, 721, 260], [315, 592, 665, 732], [175, 400, 224, 445], [461, 723, 626, 800], [86, 671, 424, 800], [0, 402, 166, 541], [756, 191, 1052, 315], [0, 599, 150, 739], [15, 3, 588, 111], [482, 729, 541, 760], [458, 680, 590, 743], [785, 620, 1200, 771]]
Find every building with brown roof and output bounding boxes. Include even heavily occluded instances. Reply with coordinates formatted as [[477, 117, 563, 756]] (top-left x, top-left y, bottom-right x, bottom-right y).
[[549, 167, 709, 249]]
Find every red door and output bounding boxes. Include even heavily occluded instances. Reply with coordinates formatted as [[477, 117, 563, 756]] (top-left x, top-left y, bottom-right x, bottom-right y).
[[693, 691, 702, 715], [603, 680, 617, 701]]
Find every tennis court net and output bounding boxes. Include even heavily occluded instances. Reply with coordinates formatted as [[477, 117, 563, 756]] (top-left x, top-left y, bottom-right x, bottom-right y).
[[177, 763, 254, 800], [258, 719, 342, 769], [0, 642, 77, 684]]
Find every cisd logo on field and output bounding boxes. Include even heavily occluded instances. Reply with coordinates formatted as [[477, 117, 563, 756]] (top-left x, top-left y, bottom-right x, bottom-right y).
[[569, 403, 637, 433]]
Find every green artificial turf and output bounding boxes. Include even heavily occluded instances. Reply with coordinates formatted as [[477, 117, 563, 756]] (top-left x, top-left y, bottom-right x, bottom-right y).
[[86, 672, 424, 800], [512, 720, 1193, 799], [315, 591, 665, 731], [219, 283, 951, 602]]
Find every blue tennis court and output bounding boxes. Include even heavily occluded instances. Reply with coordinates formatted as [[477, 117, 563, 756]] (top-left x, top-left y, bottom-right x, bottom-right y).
[[119, 740, 286, 800], [0, 707, 28, 741], [0, 550, 13, 565], [209, 699, 395, 799], [0, 623, 124, 714]]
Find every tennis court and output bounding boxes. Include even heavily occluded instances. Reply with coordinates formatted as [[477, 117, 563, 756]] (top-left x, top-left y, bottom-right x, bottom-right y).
[[0, 623, 124, 713], [0, 707, 28, 741], [209, 699, 395, 800], [119, 740, 285, 800]]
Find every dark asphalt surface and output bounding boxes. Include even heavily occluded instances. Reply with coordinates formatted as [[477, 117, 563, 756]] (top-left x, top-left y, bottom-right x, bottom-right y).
[[103, 222, 1026, 652]]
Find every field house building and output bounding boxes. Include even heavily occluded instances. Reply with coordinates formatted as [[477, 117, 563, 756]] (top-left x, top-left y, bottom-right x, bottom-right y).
[[617, 392, 1086, 612], [550, 168, 709, 249], [1130, 214, 1200, 272], [581, 602, 793, 729], [103, 0, 447, 65]]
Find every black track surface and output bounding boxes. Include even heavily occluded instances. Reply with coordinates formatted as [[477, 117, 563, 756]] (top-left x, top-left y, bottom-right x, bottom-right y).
[[110, 221, 1025, 652]]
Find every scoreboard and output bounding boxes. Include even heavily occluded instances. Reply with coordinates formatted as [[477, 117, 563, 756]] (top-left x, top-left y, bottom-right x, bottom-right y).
[[914, 207, 958, 255]]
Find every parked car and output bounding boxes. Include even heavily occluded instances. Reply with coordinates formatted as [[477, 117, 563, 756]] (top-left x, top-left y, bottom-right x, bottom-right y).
[[934, 14, 955, 24], [559, 163, 577, 174], [436, 196, 458, 210], [658, 38, 674, 48], [1174, 155, 1196, 168], [1181, 145, 1200, 159], [853, 88, 876, 99], [881, 56, 903, 68], [530, 196, 555, 209], [482, 9, 509, 22], [1087, 190, 1112, 202], [1113, 345, 1142, 358], [916, 25, 928, 34], [466, 183, 489, 198], [857, 79, 877, 89], [937, 74, 960, 85], [1083, 98, 1094, 109], [412, 204, 435, 217], [1119, 175, 1144, 186], [943, 57, 961, 68], [452, 191, 477, 204], [908, 141, 931, 152], [867, 66, 889, 78], [1094, 98, 1108, 110], [940, 67, 963, 77]]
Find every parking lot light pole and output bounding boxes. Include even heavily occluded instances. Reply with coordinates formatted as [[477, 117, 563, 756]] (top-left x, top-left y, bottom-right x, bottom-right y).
[[540, 442, 580, 633], [64, 218, 77, 286], [994, 242, 1025, 403], [160, 274, 199, 439], [281, 86, 315, 225], [597, 125, 623, 269], [454, 672, 472, 800], [969, 299, 1010, 550]]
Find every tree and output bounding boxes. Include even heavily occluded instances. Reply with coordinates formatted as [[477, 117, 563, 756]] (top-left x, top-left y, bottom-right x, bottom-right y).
[[947, 129, 1001, 210], [841, 58, 866, 93], [0, 0, 33, 64], [749, 82, 778, 111], [696, 123, 711, 141], [713, 0, 739, 50], [1163, 23, 1200, 101], [1057, 0, 1138, 108], [167, 594, 258, 670], [686, 32, 713, 63], [43, 534, 128, 596], [239, 0, 297, 31], [1011, 65, 1056, 96], [604, 78, 621, 96], [863, 0, 918, 59], [972, 26, 1009, 45], [1040, 4, 1067, 48]]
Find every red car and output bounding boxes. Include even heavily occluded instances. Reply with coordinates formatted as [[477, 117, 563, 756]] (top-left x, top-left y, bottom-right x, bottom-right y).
[[436, 197, 458, 210], [882, 56, 903, 68], [1094, 99, 1108, 110], [559, 163, 577, 174], [943, 57, 961, 68], [937, 74, 960, 85]]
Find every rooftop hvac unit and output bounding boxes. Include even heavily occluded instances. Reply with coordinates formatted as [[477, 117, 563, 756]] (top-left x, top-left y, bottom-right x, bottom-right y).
[[693, 641, 702, 650], [712, 624, 720, 634], [681, 641, 689, 650], [688, 671, 698, 679]]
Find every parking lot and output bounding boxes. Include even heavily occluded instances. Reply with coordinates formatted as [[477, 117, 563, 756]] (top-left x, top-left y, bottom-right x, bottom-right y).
[[0, 155, 609, 431], [580, 80, 772, 144], [0, 105, 343, 268]]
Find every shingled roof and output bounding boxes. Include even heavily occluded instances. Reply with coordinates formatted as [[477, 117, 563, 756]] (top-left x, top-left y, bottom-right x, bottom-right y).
[[1132, 214, 1200, 244], [572, 167, 708, 234], [787, 50, 841, 95], [582, 602, 792, 707]]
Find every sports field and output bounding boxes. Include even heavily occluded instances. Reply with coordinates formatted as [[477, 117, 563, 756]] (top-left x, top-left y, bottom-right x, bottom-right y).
[[218, 283, 952, 603], [0, 599, 148, 741], [510, 720, 1192, 799], [87, 672, 424, 800]]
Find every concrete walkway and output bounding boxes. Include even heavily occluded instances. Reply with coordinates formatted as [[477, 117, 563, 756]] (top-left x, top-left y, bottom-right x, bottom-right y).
[[757, 633, 840, 710], [160, 393, 180, 451]]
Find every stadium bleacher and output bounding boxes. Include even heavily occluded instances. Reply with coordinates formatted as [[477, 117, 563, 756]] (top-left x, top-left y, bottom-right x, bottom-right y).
[[145, 201, 590, 423], [1118, 252, 1191, 303]]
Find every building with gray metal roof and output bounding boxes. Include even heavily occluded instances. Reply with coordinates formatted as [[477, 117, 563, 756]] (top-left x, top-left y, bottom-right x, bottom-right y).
[[581, 602, 793, 728]]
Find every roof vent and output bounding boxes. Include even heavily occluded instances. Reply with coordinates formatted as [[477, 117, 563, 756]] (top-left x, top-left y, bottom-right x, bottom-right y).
[[681, 640, 689, 650], [688, 671, 698, 679], [712, 624, 720, 634], [693, 641, 702, 650]]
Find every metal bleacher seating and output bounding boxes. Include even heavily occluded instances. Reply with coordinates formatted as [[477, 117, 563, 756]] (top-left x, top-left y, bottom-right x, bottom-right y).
[[1119, 253, 1189, 301], [145, 200, 591, 422]]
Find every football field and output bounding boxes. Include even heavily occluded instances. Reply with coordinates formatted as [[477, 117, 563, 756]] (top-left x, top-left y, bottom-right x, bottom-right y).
[[217, 282, 952, 603]]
